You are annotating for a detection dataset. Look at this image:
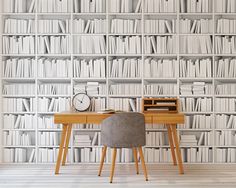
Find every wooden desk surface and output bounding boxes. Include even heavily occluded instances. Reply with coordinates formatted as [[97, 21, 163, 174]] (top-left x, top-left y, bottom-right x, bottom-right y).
[[54, 112, 184, 124]]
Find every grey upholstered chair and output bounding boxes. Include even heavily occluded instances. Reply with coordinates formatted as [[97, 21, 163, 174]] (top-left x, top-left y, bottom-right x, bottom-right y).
[[98, 112, 148, 183]]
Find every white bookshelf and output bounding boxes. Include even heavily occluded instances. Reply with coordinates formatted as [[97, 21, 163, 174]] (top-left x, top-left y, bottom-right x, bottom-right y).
[[1, 0, 236, 164]]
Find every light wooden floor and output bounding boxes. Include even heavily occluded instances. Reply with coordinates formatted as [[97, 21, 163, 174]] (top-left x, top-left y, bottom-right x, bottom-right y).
[[0, 164, 236, 188]]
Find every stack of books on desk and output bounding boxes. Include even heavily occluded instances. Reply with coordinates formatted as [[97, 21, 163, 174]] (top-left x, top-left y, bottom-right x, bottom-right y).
[[74, 135, 91, 146], [180, 135, 197, 146]]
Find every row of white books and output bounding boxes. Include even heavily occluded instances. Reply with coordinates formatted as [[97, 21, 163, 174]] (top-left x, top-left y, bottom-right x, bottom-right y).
[[215, 115, 236, 129], [38, 36, 70, 54], [215, 98, 236, 112], [183, 132, 212, 146], [215, 84, 236, 95], [38, 84, 71, 95], [144, 19, 176, 34], [144, 58, 178, 78], [216, 19, 236, 34], [89, 98, 106, 111], [3, 58, 36, 78], [144, 0, 176, 13], [216, 148, 236, 163], [3, 36, 35, 54], [4, 148, 35, 163], [183, 115, 214, 129], [38, 19, 70, 33], [73, 19, 106, 33], [180, 82, 213, 95], [3, 131, 33, 146], [38, 148, 70, 163], [180, 36, 212, 54], [145, 148, 172, 163], [38, 97, 70, 112], [215, 0, 236, 13], [38, 0, 70, 13], [38, 132, 60, 146], [216, 131, 236, 146], [180, 58, 212, 78], [180, 0, 211, 13], [73, 58, 106, 78], [146, 132, 168, 146], [74, 147, 135, 163], [180, 97, 212, 112], [38, 58, 72, 78], [109, 58, 141, 78], [179, 19, 213, 34], [109, 0, 141, 13], [215, 36, 236, 54], [181, 148, 212, 163], [3, 98, 36, 112], [74, 133, 101, 146], [108, 98, 142, 112], [3, 114, 36, 129], [74, 83, 106, 96], [74, 0, 105, 13], [4, 19, 35, 34], [111, 19, 141, 34], [74, 36, 106, 54], [144, 84, 177, 95], [108, 36, 141, 54], [216, 58, 236, 78], [144, 36, 177, 54], [3, 84, 35, 95], [3, 0, 35, 13], [180, 135, 198, 146], [109, 84, 141, 95], [38, 116, 61, 129]]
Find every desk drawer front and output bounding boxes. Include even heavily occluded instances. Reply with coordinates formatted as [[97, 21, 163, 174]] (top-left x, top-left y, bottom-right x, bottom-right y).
[[54, 115, 87, 124], [153, 115, 184, 124]]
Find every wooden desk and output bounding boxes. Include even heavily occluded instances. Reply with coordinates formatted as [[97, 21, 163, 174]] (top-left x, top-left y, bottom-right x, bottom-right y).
[[54, 112, 185, 175]]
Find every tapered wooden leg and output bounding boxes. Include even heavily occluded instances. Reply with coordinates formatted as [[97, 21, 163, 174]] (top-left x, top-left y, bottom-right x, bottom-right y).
[[110, 148, 117, 183], [172, 126, 184, 174], [62, 125, 72, 166], [138, 147, 148, 181], [98, 146, 107, 176], [133, 147, 139, 174], [167, 125, 177, 166], [55, 124, 67, 174]]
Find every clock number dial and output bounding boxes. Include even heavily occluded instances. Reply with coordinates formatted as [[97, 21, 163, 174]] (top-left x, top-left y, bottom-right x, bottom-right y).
[[73, 93, 91, 111]]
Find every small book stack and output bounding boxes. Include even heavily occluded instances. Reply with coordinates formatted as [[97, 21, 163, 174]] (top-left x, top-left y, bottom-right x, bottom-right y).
[[180, 135, 197, 146], [86, 82, 99, 96], [180, 85, 192, 95], [74, 135, 91, 146], [193, 82, 205, 95]]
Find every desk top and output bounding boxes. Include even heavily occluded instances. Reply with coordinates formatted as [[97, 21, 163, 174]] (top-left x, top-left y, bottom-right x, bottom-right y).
[[54, 112, 185, 125]]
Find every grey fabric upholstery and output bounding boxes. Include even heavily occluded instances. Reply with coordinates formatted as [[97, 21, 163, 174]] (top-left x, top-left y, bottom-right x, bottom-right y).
[[101, 112, 146, 148]]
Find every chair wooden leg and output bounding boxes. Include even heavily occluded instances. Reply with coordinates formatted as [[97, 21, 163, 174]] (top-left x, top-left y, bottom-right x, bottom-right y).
[[110, 148, 117, 183], [167, 125, 177, 166], [98, 146, 107, 176], [62, 125, 72, 166], [133, 147, 139, 174], [138, 147, 148, 181], [172, 126, 184, 174], [55, 124, 67, 174]]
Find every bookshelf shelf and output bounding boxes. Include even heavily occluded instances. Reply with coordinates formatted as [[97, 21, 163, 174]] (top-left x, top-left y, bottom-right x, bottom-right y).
[[1, 0, 236, 164]]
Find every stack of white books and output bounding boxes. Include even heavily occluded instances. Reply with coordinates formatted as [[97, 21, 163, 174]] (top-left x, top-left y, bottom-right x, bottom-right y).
[[38, 0, 70, 13], [111, 19, 141, 34], [144, 0, 176, 13], [144, 19, 176, 34], [4, 19, 35, 34], [87, 82, 99, 96], [74, 135, 91, 146], [179, 18, 213, 34], [38, 19, 70, 33], [73, 19, 106, 33], [216, 58, 236, 78], [180, 84, 192, 95], [74, 83, 106, 96], [180, 135, 198, 146], [193, 82, 206, 95]]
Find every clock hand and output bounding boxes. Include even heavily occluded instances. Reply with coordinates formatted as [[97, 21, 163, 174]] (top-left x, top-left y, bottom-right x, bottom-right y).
[[76, 98, 82, 103]]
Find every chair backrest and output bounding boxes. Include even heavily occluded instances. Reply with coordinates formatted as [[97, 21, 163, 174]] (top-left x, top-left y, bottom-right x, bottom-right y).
[[101, 112, 146, 148]]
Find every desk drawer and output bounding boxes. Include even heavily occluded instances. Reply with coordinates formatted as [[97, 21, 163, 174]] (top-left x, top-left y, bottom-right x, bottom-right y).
[[153, 115, 184, 124], [54, 115, 87, 124]]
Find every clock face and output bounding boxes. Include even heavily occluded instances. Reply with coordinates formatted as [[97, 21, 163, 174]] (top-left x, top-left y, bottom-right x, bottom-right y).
[[72, 93, 91, 111]]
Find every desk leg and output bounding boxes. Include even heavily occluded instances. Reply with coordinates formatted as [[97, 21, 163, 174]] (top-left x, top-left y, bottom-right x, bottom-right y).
[[62, 125, 72, 166], [172, 125, 184, 174], [167, 125, 177, 166], [55, 124, 67, 174]]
